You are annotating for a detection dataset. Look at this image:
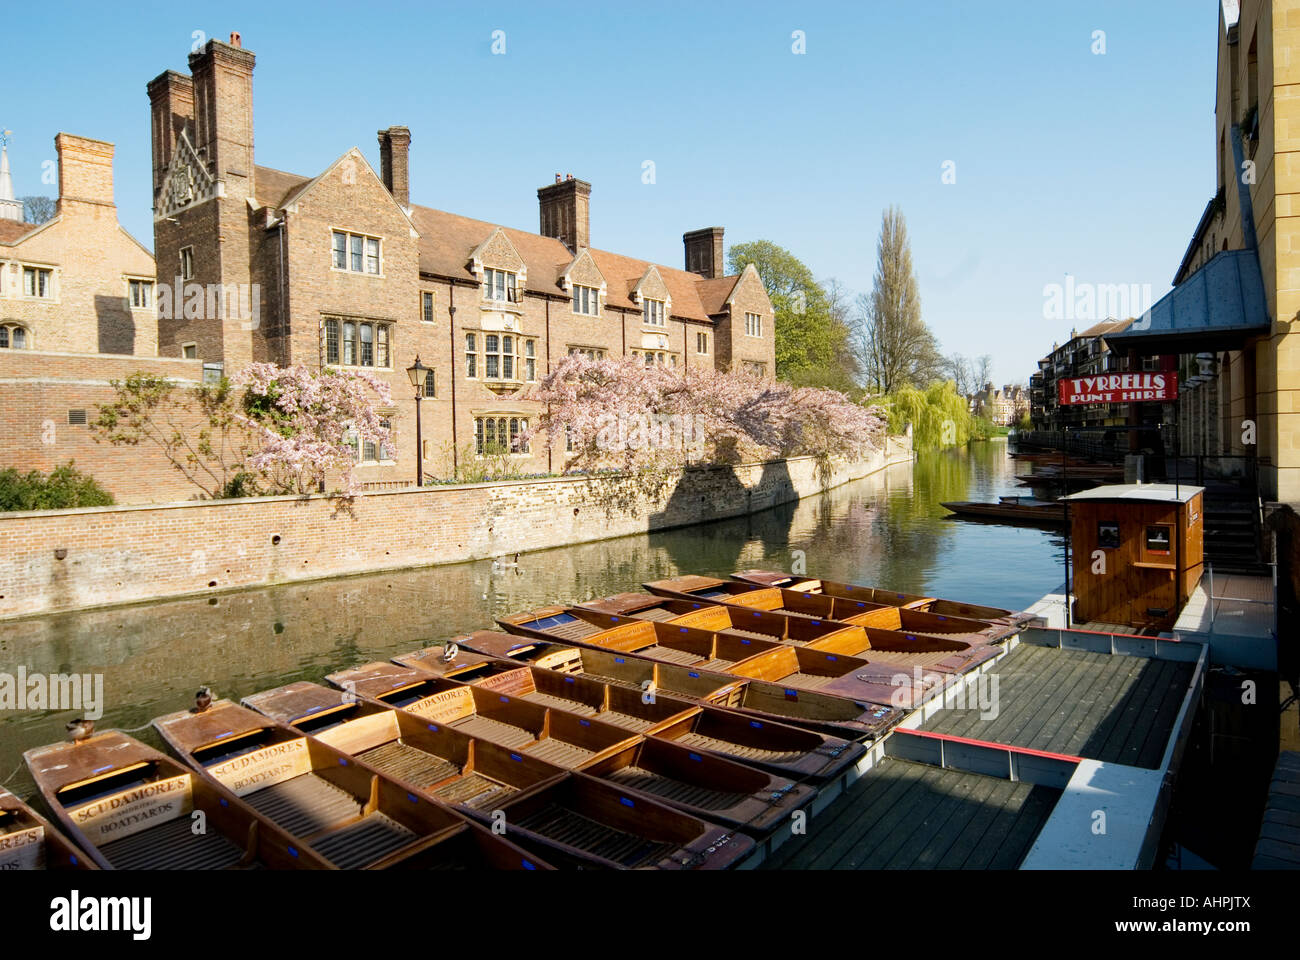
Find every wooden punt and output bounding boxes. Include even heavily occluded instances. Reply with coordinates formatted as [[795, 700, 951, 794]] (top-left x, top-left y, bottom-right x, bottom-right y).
[[731, 569, 1033, 627], [0, 786, 96, 870], [152, 699, 516, 869], [460, 661, 864, 781], [242, 678, 563, 811], [247, 680, 641, 773], [941, 500, 1066, 525], [725, 644, 943, 710], [580, 737, 814, 834], [457, 632, 901, 740], [23, 730, 333, 870], [502, 607, 788, 668], [471, 771, 753, 869]]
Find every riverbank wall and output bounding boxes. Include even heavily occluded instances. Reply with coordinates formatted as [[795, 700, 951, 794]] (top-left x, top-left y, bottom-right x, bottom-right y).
[[0, 437, 912, 620]]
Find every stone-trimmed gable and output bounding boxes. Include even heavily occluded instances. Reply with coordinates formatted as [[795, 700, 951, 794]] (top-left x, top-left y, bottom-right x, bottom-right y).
[[276, 148, 419, 239], [631, 264, 671, 313], [469, 227, 528, 286], [559, 248, 606, 294]]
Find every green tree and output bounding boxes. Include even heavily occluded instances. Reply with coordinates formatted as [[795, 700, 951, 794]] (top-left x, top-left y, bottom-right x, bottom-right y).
[[0, 462, 114, 511], [727, 240, 857, 390], [886, 380, 979, 450], [855, 207, 941, 393]]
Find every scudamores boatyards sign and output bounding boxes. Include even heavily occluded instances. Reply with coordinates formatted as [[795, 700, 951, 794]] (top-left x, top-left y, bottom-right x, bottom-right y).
[[1058, 372, 1178, 405]]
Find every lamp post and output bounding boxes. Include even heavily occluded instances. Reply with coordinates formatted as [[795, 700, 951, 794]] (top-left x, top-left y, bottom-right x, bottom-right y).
[[406, 355, 430, 486]]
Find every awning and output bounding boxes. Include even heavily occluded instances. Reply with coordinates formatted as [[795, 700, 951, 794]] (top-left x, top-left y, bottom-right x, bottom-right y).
[[1106, 249, 1271, 353]]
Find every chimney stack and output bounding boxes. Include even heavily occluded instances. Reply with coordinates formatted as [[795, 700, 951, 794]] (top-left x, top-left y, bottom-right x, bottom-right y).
[[188, 36, 256, 202], [54, 133, 116, 213], [146, 70, 195, 199], [377, 126, 411, 208], [538, 176, 591, 251], [684, 226, 725, 279]]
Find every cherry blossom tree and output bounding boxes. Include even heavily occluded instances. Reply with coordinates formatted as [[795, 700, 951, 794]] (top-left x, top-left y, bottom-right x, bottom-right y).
[[526, 355, 886, 474], [236, 363, 394, 495]]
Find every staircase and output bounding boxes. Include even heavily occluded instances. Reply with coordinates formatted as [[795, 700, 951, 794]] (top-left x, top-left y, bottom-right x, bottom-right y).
[[1202, 484, 1268, 576]]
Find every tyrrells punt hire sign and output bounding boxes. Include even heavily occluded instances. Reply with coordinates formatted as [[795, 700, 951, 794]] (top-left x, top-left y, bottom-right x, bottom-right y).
[[1058, 372, 1179, 405]]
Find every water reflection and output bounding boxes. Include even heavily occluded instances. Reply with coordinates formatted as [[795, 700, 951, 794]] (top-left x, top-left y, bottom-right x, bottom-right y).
[[0, 440, 1064, 796]]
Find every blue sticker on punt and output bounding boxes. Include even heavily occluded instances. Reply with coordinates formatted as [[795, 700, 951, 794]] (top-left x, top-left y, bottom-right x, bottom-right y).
[[407, 793, 419, 803], [619, 797, 635, 807], [339, 758, 348, 765], [784, 689, 797, 697], [499, 696, 509, 702], [510, 753, 522, 761], [689, 672, 700, 678], [289, 847, 298, 858], [92, 765, 112, 774], [750, 721, 763, 728], [615, 658, 625, 664], [522, 859, 537, 870], [579, 719, 590, 726], [680, 627, 688, 633], [564, 676, 575, 683], [220, 798, 229, 807], [812, 620, 821, 625], [689, 753, 702, 762], [427, 723, 439, 731], [827, 655, 837, 661]]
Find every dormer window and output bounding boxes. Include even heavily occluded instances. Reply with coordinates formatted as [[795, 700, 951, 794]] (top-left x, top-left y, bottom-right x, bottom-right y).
[[643, 298, 665, 327], [483, 268, 519, 304], [572, 284, 600, 316]]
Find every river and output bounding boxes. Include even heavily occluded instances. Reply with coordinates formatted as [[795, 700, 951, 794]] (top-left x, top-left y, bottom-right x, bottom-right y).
[[0, 440, 1064, 797]]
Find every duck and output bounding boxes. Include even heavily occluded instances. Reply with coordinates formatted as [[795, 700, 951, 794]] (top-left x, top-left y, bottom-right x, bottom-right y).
[[65, 718, 94, 744], [194, 687, 214, 713]]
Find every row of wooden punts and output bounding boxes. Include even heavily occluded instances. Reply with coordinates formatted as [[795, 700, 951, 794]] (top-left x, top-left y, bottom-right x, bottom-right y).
[[5, 569, 1032, 871]]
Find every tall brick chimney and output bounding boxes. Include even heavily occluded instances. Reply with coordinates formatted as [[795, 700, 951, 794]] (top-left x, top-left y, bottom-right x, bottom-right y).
[[684, 227, 725, 279], [146, 70, 195, 199], [377, 126, 411, 208], [538, 176, 591, 251], [54, 134, 116, 213], [188, 36, 256, 202]]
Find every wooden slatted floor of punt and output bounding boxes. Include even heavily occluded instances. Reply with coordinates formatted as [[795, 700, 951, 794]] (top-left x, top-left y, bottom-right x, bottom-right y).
[[638, 645, 719, 667], [920, 644, 1193, 769], [598, 711, 659, 733], [449, 715, 535, 748], [604, 765, 749, 811], [782, 672, 836, 690], [576, 671, 639, 689], [357, 740, 460, 787], [635, 608, 680, 622], [762, 757, 1061, 870], [673, 732, 806, 765], [522, 739, 594, 768], [519, 691, 598, 715], [864, 649, 971, 668], [309, 813, 417, 870], [243, 774, 360, 838], [98, 813, 251, 869], [514, 803, 677, 867], [722, 627, 791, 644], [541, 620, 603, 640], [426, 772, 516, 810]]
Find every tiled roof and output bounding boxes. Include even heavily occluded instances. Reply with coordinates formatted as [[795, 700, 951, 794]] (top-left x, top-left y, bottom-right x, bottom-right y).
[[0, 219, 38, 244], [695, 275, 740, 315], [254, 163, 737, 324]]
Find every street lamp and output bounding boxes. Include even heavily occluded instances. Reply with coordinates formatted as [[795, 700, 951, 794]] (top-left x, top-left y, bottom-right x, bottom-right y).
[[406, 355, 430, 486]]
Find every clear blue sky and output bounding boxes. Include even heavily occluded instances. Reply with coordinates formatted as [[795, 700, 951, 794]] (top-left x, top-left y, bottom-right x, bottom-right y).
[[5, 0, 1219, 386]]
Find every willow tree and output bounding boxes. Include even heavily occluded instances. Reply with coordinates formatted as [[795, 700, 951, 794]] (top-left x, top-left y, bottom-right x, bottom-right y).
[[856, 207, 940, 393]]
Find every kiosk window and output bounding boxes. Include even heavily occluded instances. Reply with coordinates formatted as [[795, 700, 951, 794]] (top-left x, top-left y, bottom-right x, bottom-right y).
[[1145, 525, 1172, 555], [1097, 522, 1120, 549]]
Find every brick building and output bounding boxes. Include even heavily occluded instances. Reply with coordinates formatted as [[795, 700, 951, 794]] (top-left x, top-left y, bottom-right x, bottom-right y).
[[146, 35, 776, 484], [0, 134, 157, 356]]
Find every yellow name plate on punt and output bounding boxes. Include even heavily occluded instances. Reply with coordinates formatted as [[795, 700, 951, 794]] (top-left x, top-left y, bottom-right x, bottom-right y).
[[71, 775, 193, 844], [0, 827, 46, 870], [208, 738, 312, 797]]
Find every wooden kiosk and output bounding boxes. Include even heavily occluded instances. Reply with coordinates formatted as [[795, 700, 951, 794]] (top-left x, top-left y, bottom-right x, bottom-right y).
[[1063, 483, 1204, 629]]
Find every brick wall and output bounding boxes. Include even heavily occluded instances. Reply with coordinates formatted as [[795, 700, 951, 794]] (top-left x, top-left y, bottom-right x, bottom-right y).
[[0, 440, 911, 620], [0, 350, 208, 503]]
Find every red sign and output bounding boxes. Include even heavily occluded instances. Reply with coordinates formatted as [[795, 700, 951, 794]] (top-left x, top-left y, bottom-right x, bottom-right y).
[[1058, 372, 1178, 405]]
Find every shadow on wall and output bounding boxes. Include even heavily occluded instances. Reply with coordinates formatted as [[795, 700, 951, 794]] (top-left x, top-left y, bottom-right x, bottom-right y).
[[648, 459, 797, 575], [95, 294, 135, 355]]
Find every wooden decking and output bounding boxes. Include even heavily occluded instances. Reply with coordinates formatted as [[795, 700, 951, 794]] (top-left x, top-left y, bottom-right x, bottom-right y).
[[763, 757, 1060, 870], [920, 644, 1192, 769]]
